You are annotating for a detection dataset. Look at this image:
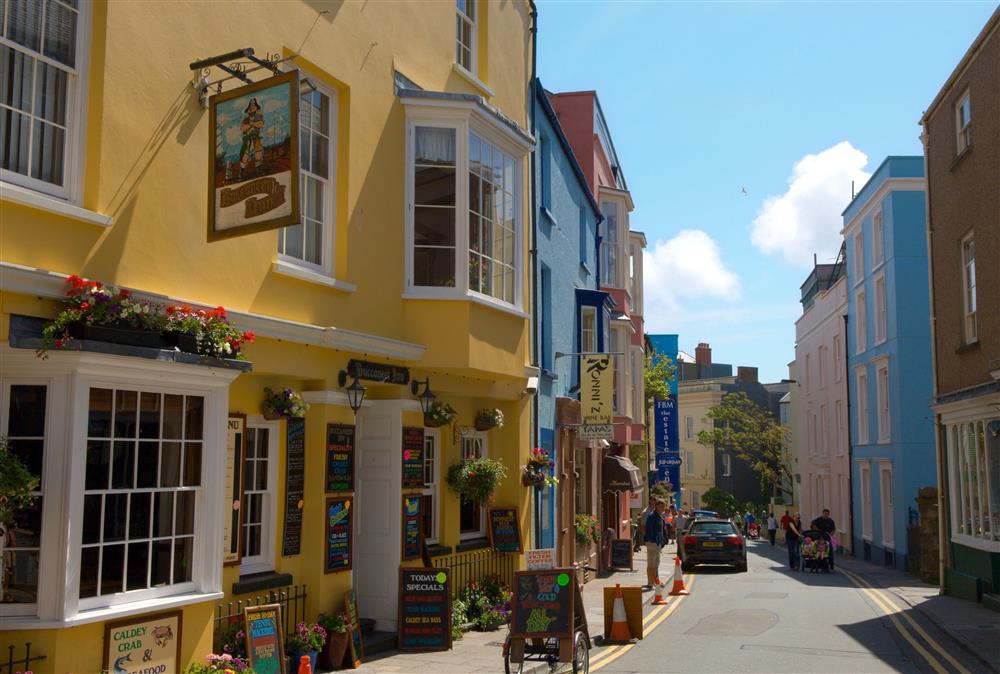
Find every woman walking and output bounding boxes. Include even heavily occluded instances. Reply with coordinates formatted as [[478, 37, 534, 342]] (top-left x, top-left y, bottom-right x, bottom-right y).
[[786, 513, 803, 570]]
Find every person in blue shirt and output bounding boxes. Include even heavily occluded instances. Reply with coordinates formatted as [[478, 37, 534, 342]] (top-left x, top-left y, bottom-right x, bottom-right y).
[[643, 499, 667, 589]]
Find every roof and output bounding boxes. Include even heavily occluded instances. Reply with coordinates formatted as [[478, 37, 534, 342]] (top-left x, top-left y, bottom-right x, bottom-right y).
[[841, 156, 924, 221]]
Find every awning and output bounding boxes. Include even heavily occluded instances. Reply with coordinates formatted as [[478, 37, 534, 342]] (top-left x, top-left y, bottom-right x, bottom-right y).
[[603, 454, 643, 493]]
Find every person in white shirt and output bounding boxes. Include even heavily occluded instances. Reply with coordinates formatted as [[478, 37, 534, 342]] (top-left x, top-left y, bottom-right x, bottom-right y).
[[766, 513, 778, 546]]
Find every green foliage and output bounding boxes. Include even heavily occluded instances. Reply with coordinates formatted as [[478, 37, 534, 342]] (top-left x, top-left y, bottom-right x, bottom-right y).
[[262, 387, 309, 418], [701, 487, 738, 516], [574, 513, 601, 544], [650, 481, 673, 500], [451, 597, 467, 639], [182, 654, 255, 673], [696, 391, 791, 499], [457, 576, 511, 631], [475, 408, 504, 430], [0, 437, 38, 527], [644, 352, 676, 410], [317, 612, 349, 634], [425, 400, 457, 426], [446, 457, 506, 505]]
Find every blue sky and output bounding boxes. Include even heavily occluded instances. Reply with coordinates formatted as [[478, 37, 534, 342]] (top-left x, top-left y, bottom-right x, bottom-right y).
[[537, 0, 997, 382]]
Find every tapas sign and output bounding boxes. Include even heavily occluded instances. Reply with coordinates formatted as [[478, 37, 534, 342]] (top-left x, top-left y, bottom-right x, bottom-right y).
[[488, 507, 522, 553], [401, 427, 424, 489]]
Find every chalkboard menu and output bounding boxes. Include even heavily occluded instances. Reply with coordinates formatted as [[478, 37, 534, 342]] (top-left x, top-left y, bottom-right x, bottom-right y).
[[344, 589, 364, 665], [325, 497, 353, 573], [610, 539, 633, 570], [398, 567, 451, 652], [401, 427, 424, 489], [245, 604, 286, 674], [282, 418, 305, 557], [510, 569, 574, 640], [402, 495, 422, 561], [326, 423, 355, 493], [488, 507, 522, 553]]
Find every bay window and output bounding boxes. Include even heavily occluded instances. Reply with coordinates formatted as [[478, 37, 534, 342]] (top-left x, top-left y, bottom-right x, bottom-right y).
[[600, 201, 619, 287], [946, 416, 1000, 547]]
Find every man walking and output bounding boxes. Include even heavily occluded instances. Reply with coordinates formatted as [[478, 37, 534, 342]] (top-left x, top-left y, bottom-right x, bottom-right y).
[[644, 499, 667, 590], [766, 512, 778, 546], [814, 508, 837, 569], [634, 496, 655, 552]]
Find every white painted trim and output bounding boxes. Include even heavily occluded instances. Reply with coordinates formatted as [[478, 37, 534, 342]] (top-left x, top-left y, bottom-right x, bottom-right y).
[[0, 591, 225, 630], [872, 270, 888, 346], [842, 178, 925, 236], [951, 533, 1000, 553], [0, 261, 426, 361], [1, 181, 112, 226], [271, 260, 357, 292], [241, 416, 280, 575], [302, 390, 372, 408], [452, 63, 495, 98]]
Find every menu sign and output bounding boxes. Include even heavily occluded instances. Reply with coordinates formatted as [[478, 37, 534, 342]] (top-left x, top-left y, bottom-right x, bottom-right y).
[[488, 507, 522, 553], [402, 427, 424, 489], [102, 610, 181, 674], [224, 414, 246, 565], [610, 539, 633, 570], [402, 495, 422, 561], [344, 590, 364, 666], [244, 604, 286, 674], [398, 567, 451, 652], [511, 569, 574, 640], [325, 497, 352, 573], [282, 417, 305, 557], [326, 424, 355, 493]]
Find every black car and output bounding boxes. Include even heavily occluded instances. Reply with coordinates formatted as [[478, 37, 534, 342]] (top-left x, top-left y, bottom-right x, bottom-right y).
[[679, 519, 747, 572]]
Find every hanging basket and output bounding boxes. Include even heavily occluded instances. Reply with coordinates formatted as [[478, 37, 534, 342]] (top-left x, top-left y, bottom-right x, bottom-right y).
[[263, 409, 284, 421], [475, 419, 495, 432], [521, 469, 546, 488], [424, 413, 446, 428]]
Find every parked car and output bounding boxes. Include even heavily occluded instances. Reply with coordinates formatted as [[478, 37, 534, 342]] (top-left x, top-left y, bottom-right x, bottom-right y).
[[692, 509, 719, 519], [679, 519, 747, 572]]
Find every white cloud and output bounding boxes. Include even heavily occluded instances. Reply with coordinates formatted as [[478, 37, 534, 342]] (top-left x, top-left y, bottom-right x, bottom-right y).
[[643, 229, 742, 330], [750, 141, 871, 267]]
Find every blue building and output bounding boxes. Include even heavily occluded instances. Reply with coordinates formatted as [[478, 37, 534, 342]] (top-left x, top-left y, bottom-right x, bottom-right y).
[[532, 79, 608, 562], [843, 156, 936, 571]]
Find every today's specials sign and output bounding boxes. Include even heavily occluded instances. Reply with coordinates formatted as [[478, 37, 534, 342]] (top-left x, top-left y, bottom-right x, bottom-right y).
[[208, 71, 300, 241], [398, 567, 451, 652], [103, 610, 181, 674]]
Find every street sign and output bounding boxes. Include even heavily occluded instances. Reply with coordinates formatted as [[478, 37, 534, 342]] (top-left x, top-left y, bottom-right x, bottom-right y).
[[578, 424, 613, 440]]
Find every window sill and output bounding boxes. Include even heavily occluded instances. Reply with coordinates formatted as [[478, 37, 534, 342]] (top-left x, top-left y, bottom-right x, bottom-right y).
[[0, 590, 226, 630], [950, 144, 972, 171], [233, 571, 293, 595], [1, 181, 112, 227], [452, 63, 495, 98], [540, 206, 557, 226], [456, 537, 490, 552], [951, 533, 1000, 553], [426, 543, 453, 557], [402, 290, 529, 319], [580, 262, 592, 277], [272, 260, 357, 292], [955, 340, 979, 355]]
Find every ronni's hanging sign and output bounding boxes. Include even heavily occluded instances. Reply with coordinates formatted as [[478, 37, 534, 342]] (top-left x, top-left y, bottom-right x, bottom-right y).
[[208, 71, 300, 241]]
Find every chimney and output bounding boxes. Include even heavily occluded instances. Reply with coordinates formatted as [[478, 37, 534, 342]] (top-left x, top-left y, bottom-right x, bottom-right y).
[[737, 366, 758, 384], [695, 343, 712, 367]]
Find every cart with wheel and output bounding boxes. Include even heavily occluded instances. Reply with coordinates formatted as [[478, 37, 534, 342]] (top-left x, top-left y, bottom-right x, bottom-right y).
[[502, 569, 590, 674]]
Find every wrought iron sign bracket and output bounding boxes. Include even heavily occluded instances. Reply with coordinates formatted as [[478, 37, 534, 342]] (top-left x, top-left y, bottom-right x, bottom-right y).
[[189, 47, 293, 108]]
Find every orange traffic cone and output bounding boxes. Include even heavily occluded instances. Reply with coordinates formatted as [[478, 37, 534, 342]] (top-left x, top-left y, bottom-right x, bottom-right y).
[[651, 576, 668, 605], [668, 556, 690, 596], [608, 583, 633, 642]]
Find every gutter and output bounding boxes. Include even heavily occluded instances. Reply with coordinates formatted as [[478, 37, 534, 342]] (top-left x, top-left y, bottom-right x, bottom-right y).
[[844, 313, 855, 556], [528, 0, 540, 548]]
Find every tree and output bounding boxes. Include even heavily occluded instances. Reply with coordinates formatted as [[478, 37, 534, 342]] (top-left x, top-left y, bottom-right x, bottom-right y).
[[701, 487, 737, 516], [644, 352, 676, 411], [696, 391, 791, 499]]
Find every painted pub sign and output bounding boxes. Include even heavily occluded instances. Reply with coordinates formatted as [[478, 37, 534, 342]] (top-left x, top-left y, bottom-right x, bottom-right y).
[[208, 71, 300, 241]]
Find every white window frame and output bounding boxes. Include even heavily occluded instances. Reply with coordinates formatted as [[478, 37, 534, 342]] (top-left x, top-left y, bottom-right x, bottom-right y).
[[422, 429, 440, 545], [820, 404, 829, 457], [455, 0, 476, 75], [875, 359, 890, 444], [808, 414, 816, 457], [685, 450, 694, 476], [685, 416, 693, 441], [610, 326, 624, 415], [835, 399, 845, 456], [855, 290, 867, 354], [859, 460, 872, 541], [722, 453, 732, 477], [580, 306, 597, 353], [872, 207, 885, 267], [874, 273, 887, 345], [955, 90, 971, 154], [833, 335, 842, 383], [818, 346, 826, 390], [599, 200, 620, 287], [0, 346, 234, 627], [402, 101, 529, 312], [853, 233, 864, 285], [0, 0, 91, 203], [961, 232, 976, 343], [945, 414, 1000, 550], [805, 353, 811, 392], [459, 432, 487, 540], [277, 78, 337, 276], [878, 461, 894, 548], [856, 367, 869, 445], [239, 418, 279, 575]]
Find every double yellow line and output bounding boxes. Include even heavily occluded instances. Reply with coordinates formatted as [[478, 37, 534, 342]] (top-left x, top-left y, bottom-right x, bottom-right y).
[[840, 567, 970, 674], [587, 575, 696, 672]]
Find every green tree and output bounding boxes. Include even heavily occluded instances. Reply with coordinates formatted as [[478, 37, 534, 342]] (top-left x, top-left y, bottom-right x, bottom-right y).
[[701, 487, 737, 515], [696, 391, 791, 499], [644, 351, 676, 411]]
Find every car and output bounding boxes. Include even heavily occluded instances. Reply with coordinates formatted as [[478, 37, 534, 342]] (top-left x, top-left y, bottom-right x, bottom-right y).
[[692, 509, 719, 519], [679, 519, 748, 572]]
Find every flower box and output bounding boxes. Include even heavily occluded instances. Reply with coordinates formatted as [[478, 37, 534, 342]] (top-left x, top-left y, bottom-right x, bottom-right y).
[[163, 331, 199, 354], [67, 322, 164, 349]]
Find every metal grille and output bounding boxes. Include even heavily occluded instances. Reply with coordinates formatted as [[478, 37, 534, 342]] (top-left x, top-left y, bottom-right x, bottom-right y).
[[0, 643, 45, 674], [434, 548, 514, 598], [213, 583, 307, 652]]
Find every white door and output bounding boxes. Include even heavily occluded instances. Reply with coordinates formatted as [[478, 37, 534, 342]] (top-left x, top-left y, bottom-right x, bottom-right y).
[[356, 401, 404, 630]]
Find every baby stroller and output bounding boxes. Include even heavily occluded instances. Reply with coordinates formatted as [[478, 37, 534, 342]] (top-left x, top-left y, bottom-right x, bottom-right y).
[[747, 522, 760, 540], [799, 530, 832, 573]]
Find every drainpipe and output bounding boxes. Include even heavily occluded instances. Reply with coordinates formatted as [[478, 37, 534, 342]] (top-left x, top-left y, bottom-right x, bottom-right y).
[[528, 0, 540, 548], [920, 122, 947, 595], [844, 313, 855, 555]]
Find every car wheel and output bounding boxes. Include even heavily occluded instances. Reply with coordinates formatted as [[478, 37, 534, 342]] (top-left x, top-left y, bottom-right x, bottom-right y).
[[736, 561, 748, 573], [681, 561, 693, 572]]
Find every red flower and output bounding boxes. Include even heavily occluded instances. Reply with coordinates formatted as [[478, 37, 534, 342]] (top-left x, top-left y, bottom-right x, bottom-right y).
[[80, 302, 90, 310], [244, 331, 255, 342], [54, 339, 63, 348], [181, 304, 192, 313], [118, 288, 131, 298]]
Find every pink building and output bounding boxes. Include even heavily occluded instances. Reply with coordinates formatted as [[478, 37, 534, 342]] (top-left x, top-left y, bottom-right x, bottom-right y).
[[794, 256, 853, 553]]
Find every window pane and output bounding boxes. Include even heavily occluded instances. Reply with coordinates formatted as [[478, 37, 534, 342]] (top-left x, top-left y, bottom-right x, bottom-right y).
[[43, 0, 77, 67], [82, 494, 102, 544], [126, 541, 149, 590], [128, 492, 151, 540], [413, 247, 455, 287], [416, 127, 455, 165], [415, 166, 456, 206], [138, 393, 160, 438], [311, 133, 329, 178], [0, 46, 35, 113], [111, 440, 135, 489], [469, 173, 481, 214], [86, 440, 110, 490], [79, 547, 98, 598], [469, 213, 480, 253], [6, 0, 43, 52], [11, 498, 42, 547], [136, 442, 158, 488], [469, 253, 481, 292], [0, 108, 32, 177], [160, 442, 181, 488], [283, 222, 304, 260], [8, 385, 46, 436], [151, 540, 172, 587], [104, 493, 127, 542], [414, 206, 455, 246], [101, 543, 124, 594], [89, 388, 113, 437], [162, 394, 183, 439], [114, 390, 138, 438], [30, 119, 65, 184], [185, 397, 204, 439], [175, 491, 195, 535], [153, 492, 174, 538], [174, 537, 193, 583], [33, 60, 67, 124], [183, 442, 202, 486]]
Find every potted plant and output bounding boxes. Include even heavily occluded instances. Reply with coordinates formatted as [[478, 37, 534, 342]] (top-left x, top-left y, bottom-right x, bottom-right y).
[[446, 457, 507, 506], [317, 612, 350, 670], [521, 447, 558, 488], [262, 387, 309, 420], [474, 408, 504, 431], [574, 513, 601, 546], [163, 304, 255, 360], [424, 400, 457, 428], [38, 275, 164, 355], [286, 621, 326, 672], [182, 654, 255, 674]]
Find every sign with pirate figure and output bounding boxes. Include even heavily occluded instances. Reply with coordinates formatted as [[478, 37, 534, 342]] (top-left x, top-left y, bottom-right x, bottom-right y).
[[208, 71, 300, 241]]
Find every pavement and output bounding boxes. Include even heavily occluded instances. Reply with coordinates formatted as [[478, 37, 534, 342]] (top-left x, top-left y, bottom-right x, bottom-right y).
[[345, 540, 999, 674]]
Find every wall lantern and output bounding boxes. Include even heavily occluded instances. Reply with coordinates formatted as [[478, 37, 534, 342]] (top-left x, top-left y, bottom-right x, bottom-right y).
[[338, 370, 367, 414], [410, 378, 436, 414]]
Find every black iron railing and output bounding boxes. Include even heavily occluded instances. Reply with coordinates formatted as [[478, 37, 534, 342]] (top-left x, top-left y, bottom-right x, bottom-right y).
[[434, 548, 515, 597], [0, 643, 44, 674], [213, 584, 307, 652]]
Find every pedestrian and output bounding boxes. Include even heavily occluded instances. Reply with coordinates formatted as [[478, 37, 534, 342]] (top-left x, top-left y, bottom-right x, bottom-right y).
[[634, 496, 655, 552], [674, 510, 689, 546], [814, 508, 837, 569], [767, 512, 778, 546], [644, 499, 667, 589], [785, 513, 802, 570]]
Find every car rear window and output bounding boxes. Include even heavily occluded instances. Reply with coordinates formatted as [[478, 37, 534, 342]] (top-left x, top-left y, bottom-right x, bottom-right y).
[[690, 522, 736, 535]]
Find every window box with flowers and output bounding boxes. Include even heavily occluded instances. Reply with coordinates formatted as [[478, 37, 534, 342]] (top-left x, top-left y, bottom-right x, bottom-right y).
[[521, 447, 557, 488], [163, 304, 255, 359]]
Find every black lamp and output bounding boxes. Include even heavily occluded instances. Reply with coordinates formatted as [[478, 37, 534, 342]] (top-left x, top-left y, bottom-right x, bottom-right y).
[[338, 370, 367, 414], [410, 378, 435, 414]]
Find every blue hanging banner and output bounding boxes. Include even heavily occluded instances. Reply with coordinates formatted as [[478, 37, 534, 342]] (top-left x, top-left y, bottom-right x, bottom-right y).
[[649, 334, 681, 508]]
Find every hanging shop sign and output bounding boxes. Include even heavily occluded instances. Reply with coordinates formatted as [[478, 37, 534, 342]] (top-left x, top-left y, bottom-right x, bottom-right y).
[[653, 395, 680, 499], [344, 590, 364, 666], [244, 604, 286, 674], [510, 569, 574, 640], [282, 417, 305, 557], [347, 359, 410, 385], [325, 497, 353, 573], [398, 567, 452, 652], [581, 354, 613, 426], [488, 507, 522, 553], [578, 424, 614, 441], [208, 71, 300, 241], [103, 610, 181, 674], [224, 413, 246, 565], [402, 495, 423, 561], [402, 427, 425, 489], [326, 423, 355, 493]]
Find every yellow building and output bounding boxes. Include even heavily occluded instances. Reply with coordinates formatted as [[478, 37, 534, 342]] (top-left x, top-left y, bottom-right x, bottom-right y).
[[0, 1, 535, 670], [677, 381, 720, 510]]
